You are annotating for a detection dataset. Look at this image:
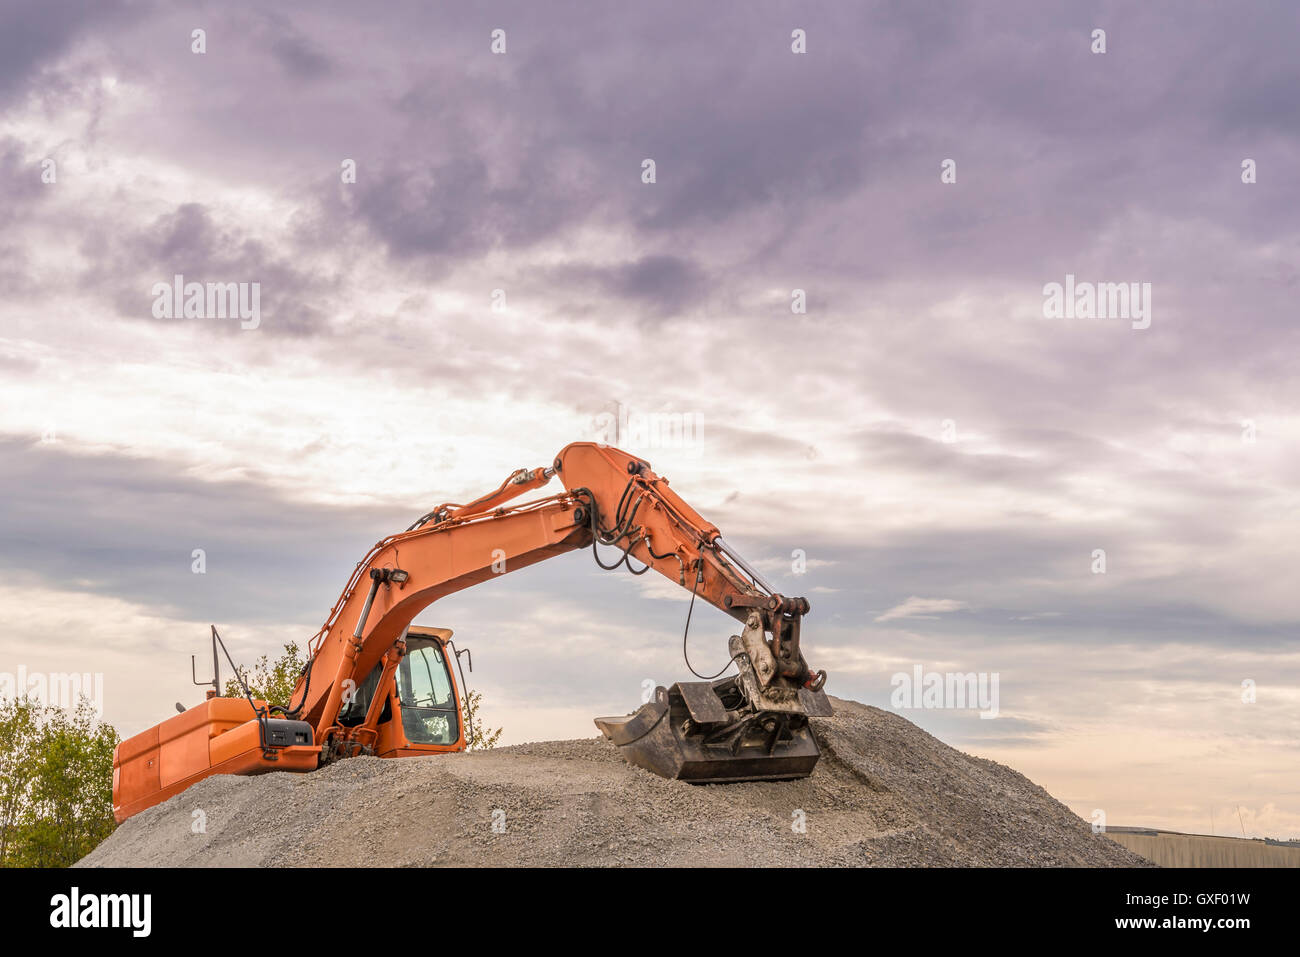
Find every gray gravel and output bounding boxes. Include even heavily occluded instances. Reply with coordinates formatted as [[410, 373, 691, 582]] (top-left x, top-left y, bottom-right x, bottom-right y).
[[78, 697, 1150, 867]]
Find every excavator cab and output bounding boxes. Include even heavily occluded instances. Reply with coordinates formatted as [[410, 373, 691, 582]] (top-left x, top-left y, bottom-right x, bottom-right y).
[[395, 633, 460, 746], [336, 625, 465, 756]]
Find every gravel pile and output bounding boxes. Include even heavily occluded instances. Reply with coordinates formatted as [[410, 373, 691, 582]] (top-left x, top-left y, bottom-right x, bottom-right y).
[[78, 697, 1149, 867]]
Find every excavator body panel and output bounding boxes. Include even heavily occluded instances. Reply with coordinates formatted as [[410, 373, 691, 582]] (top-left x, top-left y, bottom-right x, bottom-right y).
[[112, 698, 319, 823]]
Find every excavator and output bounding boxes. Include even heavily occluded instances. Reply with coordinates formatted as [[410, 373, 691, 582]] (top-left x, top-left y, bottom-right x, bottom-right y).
[[112, 442, 832, 823]]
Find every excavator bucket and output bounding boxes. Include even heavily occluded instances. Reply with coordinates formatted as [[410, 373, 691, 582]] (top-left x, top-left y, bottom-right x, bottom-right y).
[[595, 625, 833, 783]]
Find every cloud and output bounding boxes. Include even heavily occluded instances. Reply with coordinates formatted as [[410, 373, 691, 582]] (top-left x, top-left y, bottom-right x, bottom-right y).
[[875, 597, 971, 623], [0, 0, 136, 106], [554, 255, 710, 320], [257, 12, 337, 80]]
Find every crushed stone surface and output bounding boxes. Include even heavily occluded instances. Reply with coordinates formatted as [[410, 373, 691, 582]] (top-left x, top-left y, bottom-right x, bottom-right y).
[[78, 697, 1150, 867]]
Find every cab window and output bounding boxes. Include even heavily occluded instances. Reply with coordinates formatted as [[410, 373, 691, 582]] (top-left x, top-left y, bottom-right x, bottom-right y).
[[397, 638, 459, 745]]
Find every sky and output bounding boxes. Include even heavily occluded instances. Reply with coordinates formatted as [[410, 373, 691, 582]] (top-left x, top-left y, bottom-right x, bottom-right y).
[[1, 0, 1297, 840]]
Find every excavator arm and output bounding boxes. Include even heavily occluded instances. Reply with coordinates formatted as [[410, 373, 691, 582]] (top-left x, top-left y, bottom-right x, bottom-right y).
[[292, 441, 830, 780]]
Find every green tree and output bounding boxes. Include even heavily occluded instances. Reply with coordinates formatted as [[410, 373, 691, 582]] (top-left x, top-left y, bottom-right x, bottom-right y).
[[463, 689, 502, 751], [0, 697, 118, 868], [0, 697, 41, 866], [223, 642, 306, 710]]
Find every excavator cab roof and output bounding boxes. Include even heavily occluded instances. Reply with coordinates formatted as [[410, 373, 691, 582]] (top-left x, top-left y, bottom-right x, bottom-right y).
[[406, 625, 453, 642]]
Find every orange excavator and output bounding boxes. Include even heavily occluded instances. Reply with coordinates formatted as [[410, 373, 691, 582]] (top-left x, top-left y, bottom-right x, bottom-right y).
[[112, 442, 831, 822]]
